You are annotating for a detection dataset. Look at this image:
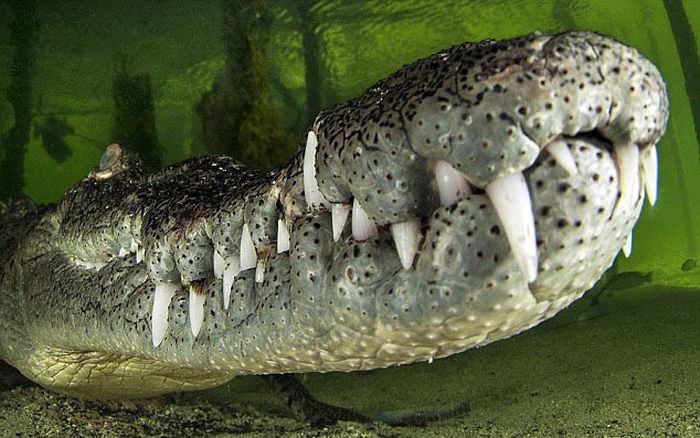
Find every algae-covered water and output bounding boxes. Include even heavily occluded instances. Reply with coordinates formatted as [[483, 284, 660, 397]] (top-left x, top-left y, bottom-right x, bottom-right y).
[[0, 0, 699, 436]]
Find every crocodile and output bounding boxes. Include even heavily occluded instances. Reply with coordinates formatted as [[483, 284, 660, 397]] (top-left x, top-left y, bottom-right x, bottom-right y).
[[0, 31, 668, 399]]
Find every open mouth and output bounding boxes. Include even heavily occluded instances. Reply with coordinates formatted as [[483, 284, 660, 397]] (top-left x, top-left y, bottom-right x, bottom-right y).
[[306, 124, 657, 280], [50, 31, 667, 372]]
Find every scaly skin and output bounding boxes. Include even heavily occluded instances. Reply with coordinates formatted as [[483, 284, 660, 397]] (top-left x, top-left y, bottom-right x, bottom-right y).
[[0, 32, 668, 399]]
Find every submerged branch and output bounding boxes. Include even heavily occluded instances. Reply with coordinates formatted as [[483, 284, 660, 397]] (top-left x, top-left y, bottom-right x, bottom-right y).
[[662, 0, 700, 163]]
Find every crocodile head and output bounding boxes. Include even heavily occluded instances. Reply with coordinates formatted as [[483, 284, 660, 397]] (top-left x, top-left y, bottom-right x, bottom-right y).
[[0, 31, 667, 398]]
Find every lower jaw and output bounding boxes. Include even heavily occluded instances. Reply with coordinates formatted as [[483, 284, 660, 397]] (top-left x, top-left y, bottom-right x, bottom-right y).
[[19, 346, 234, 399]]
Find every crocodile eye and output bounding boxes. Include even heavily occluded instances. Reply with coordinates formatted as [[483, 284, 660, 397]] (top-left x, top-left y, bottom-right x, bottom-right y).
[[99, 143, 123, 171]]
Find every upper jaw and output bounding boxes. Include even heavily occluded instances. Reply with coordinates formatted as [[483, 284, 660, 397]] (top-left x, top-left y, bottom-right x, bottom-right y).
[[312, 31, 666, 214]]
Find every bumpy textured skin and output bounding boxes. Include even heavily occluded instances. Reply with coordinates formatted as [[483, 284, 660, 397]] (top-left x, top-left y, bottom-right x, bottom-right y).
[[0, 32, 668, 399]]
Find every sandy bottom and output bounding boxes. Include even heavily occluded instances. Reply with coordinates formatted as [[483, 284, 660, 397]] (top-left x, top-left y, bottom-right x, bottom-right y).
[[0, 285, 698, 437]]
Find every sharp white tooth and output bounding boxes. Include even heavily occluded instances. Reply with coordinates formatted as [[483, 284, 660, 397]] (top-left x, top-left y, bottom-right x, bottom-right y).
[[152, 281, 178, 347], [640, 145, 658, 206], [434, 160, 471, 206], [213, 250, 225, 278], [118, 247, 128, 257], [222, 255, 240, 310], [546, 140, 577, 175], [136, 247, 145, 264], [277, 218, 290, 254], [623, 232, 633, 257], [240, 223, 257, 271], [189, 286, 205, 338], [391, 218, 421, 270], [255, 260, 265, 283], [485, 172, 538, 282], [352, 198, 378, 241], [303, 130, 329, 210], [129, 239, 138, 253], [614, 141, 640, 213], [332, 203, 351, 241]]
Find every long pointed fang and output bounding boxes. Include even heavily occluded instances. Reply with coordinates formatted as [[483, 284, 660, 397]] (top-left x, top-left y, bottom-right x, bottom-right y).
[[614, 141, 640, 214], [213, 250, 225, 278], [240, 223, 257, 271], [351, 198, 378, 241], [189, 287, 205, 338], [152, 282, 178, 347], [546, 140, 578, 175], [485, 172, 538, 282], [277, 219, 290, 254], [332, 203, 351, 241], [640, 144, 658, 207], [623, 232, 633, 257], [391, 218, 421, 270], [434, 160, 471, 206], [303, 131, 329, 210]]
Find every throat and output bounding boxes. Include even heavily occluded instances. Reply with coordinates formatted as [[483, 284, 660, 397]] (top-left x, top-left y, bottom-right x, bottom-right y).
[[19, 346, 234, 399]]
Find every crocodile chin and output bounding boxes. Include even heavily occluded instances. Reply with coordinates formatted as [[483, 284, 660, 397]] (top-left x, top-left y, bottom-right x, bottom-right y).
[[0, 31, 667, 399]]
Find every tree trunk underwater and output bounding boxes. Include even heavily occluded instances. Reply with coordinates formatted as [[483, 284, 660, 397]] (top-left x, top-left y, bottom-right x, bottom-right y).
[[662, 0, 700, 163], [0, 0, 39, 200], [197, 0, 294, 169], [112, 71, 162, 169]]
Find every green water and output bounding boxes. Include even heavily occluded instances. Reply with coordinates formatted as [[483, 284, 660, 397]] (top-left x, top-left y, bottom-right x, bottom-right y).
[[0, 1, 698, 435]]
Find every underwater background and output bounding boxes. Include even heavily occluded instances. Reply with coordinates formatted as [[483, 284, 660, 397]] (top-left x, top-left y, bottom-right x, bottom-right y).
[[0, 0, 699, 436]]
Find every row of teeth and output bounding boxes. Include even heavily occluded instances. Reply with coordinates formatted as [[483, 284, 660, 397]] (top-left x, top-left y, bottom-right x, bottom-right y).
[[306, 132, 657, 272], [126, 132, 656, 347]]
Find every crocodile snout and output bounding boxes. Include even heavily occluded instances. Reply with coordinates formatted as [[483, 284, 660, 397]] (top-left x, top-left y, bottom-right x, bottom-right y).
[[307, 31, 665, 282]]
